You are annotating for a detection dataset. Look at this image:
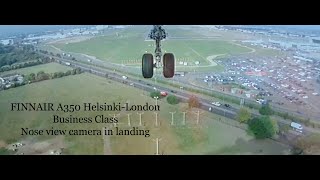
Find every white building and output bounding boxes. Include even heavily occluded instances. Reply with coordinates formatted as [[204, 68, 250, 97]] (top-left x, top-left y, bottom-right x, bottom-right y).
[[0, 39, 13, 45]]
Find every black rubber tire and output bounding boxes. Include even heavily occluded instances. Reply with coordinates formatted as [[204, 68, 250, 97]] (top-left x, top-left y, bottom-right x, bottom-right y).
[[163, 53, 175, 78], [142, 53, 154, 78]]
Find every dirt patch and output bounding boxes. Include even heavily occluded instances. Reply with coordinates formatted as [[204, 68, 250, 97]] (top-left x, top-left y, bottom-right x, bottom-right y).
[[14, 136, 66, 155], [48, 36, 93, 44], [0, 140, 7, 148]]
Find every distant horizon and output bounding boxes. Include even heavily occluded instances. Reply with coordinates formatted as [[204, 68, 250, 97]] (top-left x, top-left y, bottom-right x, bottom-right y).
[[0, 25, 92, 38], [0, 25, 320, 38]]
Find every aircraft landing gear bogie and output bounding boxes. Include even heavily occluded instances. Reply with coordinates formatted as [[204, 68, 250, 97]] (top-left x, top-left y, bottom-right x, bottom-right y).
[[142, 53, 154, 78], [142, 25, 175, 79], [142, 53, 175, 78], [163, 53, 175, 78]]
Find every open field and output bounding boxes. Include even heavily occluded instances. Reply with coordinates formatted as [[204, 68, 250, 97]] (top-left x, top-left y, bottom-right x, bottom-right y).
[[0, 72, 290, 154], [0, 63, 72, 76], [52, 26, 252, 67]]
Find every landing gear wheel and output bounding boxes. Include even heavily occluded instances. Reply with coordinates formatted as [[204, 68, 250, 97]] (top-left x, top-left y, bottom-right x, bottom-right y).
[[163, 53, 175, 78], [142, 53, 154, 78]]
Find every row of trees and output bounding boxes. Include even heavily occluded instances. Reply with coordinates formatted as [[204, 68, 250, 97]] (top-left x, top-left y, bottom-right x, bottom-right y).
[[0, 45, 43, 68], [25, 68, 82, 83], [4, 68, 83, 91], [0, 57, 54, 72]]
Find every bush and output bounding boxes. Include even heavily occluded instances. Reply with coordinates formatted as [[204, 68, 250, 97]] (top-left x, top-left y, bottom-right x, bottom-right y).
[[291, 147, 303, 155], [167, 95, 179, 105], [65, 70, 72, 76], [150, 91, 161, 99], [259, 104, 274, 115], [188, 95, 200, 108], [237, 108, 251, 123], [248, 116, 276, 139], [0, 148, 13, 155]]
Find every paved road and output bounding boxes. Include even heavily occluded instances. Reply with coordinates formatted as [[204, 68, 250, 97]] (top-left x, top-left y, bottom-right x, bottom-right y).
[[43, 46, 319, 121], [32, 53, 318, 149], [39, 51, 320, 138], [53, 57, 291, 125]]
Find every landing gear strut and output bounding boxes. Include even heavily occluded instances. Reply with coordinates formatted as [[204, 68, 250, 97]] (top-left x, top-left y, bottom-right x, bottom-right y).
[[142, 25, 175, 78]]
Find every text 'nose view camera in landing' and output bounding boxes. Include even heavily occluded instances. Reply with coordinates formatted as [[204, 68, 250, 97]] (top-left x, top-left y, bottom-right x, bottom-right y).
[[142, 25, 175, 78]]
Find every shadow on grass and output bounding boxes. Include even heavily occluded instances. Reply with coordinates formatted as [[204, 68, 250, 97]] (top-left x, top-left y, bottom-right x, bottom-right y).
[[0, 148, 14, 155], [206, 137, 289, 155]]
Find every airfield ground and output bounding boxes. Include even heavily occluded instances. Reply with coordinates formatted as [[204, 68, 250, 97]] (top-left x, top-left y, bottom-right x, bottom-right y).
[[48, 25, 288, 75], [0, 63, 291, 154], [52, 26, 251, 67]]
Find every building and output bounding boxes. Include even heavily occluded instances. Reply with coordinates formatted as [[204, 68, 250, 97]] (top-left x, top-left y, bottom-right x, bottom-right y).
[[231, 88, 244, 95], [0, 39, 14, 45]]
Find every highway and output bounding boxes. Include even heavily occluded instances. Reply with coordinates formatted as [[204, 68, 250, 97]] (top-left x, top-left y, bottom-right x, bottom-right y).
[[42, 49, 319, 121], [34, 54, 320, 149], [53, 57, 290, 126], [37, 51, 320, 136]]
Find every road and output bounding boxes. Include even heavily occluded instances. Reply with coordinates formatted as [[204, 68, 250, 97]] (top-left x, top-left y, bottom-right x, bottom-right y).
[[38, 50, 320, 138], [52, 57, 289, 125], [32, 51, 320, 149], [43, 46, 318, 121]]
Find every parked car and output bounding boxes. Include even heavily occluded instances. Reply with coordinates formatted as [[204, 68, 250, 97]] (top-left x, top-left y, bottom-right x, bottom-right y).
[[212, 102, 221, 106], [160, 91, 168, 97]]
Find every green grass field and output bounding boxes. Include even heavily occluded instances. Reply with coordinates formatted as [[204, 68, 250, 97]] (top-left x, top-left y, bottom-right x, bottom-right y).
[[0, 70, 290, 154], [53, 26, 251, 67], [0, 63, 72, 76]]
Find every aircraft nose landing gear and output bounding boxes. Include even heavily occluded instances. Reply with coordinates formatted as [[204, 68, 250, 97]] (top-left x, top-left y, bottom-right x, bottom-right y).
[[142, 25, 175, 79]]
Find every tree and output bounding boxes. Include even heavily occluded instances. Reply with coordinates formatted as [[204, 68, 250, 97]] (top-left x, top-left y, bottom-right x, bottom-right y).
[[57, 72, 65, 78], [167, 95, 179, 105], [27, 73, 36, 82], [283, 112, 289, 119], [65, 70, 72, 76], [248, 115, 276, 139], [71, 69, 77, 75], [52, 72, 59, 79], [237, 107, 251, 123], [150, 91, 161, 99], [259, 104, 274, 115], [75, 68, 82, 74], [188, 95, 200, 108], [36, 71, 49, 81], [271, 118, 279, 134]]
